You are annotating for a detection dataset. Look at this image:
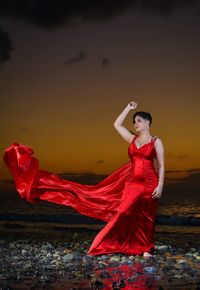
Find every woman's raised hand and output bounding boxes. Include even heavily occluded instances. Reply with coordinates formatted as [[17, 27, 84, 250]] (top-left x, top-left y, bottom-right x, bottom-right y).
[[128, 101, 137, 110]]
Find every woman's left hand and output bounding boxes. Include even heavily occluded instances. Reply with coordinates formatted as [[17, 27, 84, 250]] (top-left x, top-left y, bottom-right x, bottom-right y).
[[152, 185, 162, 199]]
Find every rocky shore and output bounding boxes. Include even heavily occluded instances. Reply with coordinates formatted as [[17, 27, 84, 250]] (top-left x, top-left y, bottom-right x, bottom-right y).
[[1, 234, 200, 289]]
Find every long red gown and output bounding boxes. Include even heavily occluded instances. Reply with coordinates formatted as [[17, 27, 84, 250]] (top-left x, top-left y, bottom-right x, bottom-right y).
[[3, 134, 159, 256]]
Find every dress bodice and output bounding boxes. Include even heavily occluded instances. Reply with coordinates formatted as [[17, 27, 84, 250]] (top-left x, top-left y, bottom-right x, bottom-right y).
[[128, 135, 157, 161], [127, 135, 158, 183]]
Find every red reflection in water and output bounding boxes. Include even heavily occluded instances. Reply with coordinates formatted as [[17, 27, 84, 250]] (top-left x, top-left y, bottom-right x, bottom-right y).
[[94, 261, 159, 290]]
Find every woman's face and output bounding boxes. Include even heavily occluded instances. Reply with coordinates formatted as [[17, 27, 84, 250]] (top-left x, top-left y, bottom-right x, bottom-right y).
[[133, 115, 149, 132]]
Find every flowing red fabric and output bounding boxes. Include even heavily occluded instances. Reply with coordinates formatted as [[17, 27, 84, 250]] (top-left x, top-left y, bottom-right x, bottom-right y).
[[3, 135, 159, 256]]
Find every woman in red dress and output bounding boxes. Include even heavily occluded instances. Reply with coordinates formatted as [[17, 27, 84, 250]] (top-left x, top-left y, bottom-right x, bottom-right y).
[[3, 101, 164, 257], [88, 101, 164, 257]]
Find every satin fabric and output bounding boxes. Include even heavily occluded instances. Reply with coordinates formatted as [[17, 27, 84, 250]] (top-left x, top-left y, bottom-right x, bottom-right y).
[[3, 134, 159, 256]]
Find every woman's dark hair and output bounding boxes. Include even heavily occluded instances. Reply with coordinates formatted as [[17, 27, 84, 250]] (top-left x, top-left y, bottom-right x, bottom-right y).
[[133, 111, 152, 126]]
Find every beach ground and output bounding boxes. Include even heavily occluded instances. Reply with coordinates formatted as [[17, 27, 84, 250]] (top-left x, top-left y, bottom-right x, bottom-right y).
[[1, 231, 200, 290]]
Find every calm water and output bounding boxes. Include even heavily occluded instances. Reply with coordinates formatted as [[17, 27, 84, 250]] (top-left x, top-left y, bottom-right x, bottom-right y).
[[1, 194, 200, 216], [1, 194, 200, 238]]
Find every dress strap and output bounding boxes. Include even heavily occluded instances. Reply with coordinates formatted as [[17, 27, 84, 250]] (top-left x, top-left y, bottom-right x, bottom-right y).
[[152, 136, 158, 143], [132, 134, 138, 143]]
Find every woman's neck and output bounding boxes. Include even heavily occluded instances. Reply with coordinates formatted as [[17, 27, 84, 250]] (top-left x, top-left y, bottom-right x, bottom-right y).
[[138, 131, 151, 139]]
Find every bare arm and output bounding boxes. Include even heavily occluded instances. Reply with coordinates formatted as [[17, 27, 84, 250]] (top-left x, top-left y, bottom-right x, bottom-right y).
[[152, 138, 165, 199], [114, 101, 137, 143]]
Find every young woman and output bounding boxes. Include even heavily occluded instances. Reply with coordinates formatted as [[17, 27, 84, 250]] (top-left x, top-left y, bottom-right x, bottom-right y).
[[3, 101, 164, 257]]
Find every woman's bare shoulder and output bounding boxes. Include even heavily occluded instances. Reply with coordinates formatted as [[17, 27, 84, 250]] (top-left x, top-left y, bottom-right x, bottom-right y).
[[153, 136, 164, 146], [129, 132, 137, 144]]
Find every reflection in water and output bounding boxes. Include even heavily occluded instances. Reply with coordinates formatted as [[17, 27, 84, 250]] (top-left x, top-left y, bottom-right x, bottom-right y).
[[94, 260, 160, 290]]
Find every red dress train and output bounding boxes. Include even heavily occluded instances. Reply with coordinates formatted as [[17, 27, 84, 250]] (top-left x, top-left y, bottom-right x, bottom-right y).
[[3, 135, 159, 256]]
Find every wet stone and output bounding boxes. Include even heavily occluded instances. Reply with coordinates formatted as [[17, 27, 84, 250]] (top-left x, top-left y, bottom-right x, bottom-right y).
[[62, 253, 75, 262], [99, 255, 109, 260], [178, 259, 187, 264], [21, 249, 27, 255], [157, 245, 170, 251], [110, 255, 121, 262]]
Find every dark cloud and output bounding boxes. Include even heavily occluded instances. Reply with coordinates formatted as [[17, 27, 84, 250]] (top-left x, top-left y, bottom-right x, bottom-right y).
[[0, 171, 108, 192], [58, 170, 107, 184], [20, 127, 29, 133], [102, 57, 111, 69], [177, 154, 188, 159], [166, 153, 189, 159], [187, 168, 200, 173], [64, 51, 86, 65], [1, 168, 200, 203], [183, 172, 200, 181], [165, 153, 173, 157], [165, 169, 184, 173], [96, 160, 104, 164], [0, 0, 198, 28], [165, 168, 200, 174], [5, 76, 12, 81], [0, 26, 13, 64], [161, 170, 200, 203], [0, 0, 198, 64]]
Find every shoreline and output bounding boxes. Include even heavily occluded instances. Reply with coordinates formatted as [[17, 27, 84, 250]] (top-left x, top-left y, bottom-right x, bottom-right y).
[[1, 222, 200, 244], [1, 212, 200, 226], [1, 233, 200, 289]]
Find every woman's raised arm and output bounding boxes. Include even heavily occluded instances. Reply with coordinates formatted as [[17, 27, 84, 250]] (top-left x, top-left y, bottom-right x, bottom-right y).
[[114, 101, 137, 143]]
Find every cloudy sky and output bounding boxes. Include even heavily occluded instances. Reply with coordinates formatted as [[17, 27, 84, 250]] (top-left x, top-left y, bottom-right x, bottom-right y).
[[0, 1, 200, 196]]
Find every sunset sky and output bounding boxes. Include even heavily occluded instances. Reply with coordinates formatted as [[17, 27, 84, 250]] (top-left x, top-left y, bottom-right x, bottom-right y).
[[0, 1, 200, 194]]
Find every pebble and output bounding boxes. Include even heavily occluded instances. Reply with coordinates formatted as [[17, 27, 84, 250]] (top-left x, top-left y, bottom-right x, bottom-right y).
[[157, 245, 170, 251], [21, 249, 27, 255], [144, 266, 157, 273], [62, 253, 75, 262], [178, 259, 187, 264], [110, 255, 121, 262], [99, 255, 109, 260]]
